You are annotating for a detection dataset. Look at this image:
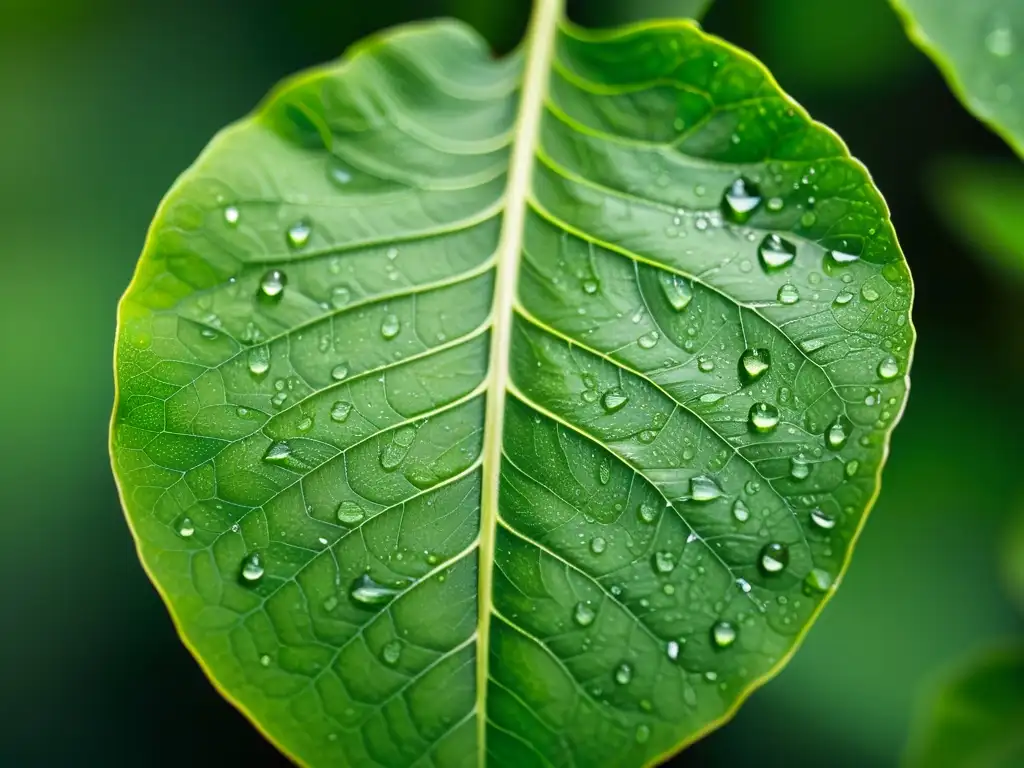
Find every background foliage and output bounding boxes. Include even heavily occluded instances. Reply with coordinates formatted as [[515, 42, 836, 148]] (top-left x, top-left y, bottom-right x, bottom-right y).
[[1, 0, 1021, 765]]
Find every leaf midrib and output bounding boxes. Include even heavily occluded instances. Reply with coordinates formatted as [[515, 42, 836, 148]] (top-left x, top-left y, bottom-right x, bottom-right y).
[[476, 0, 562, 760]]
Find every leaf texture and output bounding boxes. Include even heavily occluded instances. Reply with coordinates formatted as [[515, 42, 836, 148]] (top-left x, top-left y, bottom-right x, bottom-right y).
[[111, 3, 914, 765]]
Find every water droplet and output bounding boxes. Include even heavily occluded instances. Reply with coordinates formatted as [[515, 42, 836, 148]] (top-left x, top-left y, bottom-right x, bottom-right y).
[[987, 17, 1014, 57], [331, 364, 349, 381], [349, 573, 401, 607], [758, 234, 797, 271], [381, 640, 402, 666], [759, 542, 789, 574], [380, 313, 401, 340], [638, 331, 660, 349], [845, 459, 860, 477], [739, 348, 771, 384], [582, 279, 599, 295], [732, 499, 750, 523], [635, 724, 650, 744], [574, 601, 596, 627], [259, 269, 287, 299], [331, 401, 353, 423], [767, 196, 785, 212], [614, 662, 633, 685], [829, 249, 860, 265], [260, 654, 271, 667], [877, 356, 899, 380], [323, 595, 339, 612], [861, 285, 880, 302], [590, 536, 607, 554], [176, 516, 195, 538], [790, 455, 811, 480], [777, 283, 800, 305], [247, 345, 270, 376], [602, 389, 629, 413], [598, 458, 611, 485], [748, 402, 780, 433], [690, 475, 722, 502], [263, 441, 292, 464], [825, 415, 852, 450], [722, 177, 762, 223], [638, 504, 658, 524], [698, 357, 715, 373], [296, 416, 313, 432], [833, 290, 854, 306], [711, 621, 737, 649], [659, 272, 693, 311], [810, 508, 836, 530], [241, 552, 264, 583], [336, 500, 365, 525], [286, 219, 312, 249], [666, 640, 681, 660], [223, 206, 240, 226], [805, 568, 834, 592], [652, 551, 676, 574]]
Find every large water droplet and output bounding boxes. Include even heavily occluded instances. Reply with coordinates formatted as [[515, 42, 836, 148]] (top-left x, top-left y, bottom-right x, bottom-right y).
[[248, 346, 270, 376], [711, 621, 737, 649], [259, 269, 287, 299], [659, 272, 693, 311], [331, 364, 349, 381], [381, 640, 402, 666], [722, 177, 762, 223], [652, 551, 676, 574], [690, 475, 722, 502], [877, 356, 899, 380], [758, 234, 797, 271], [638, 504, 658, 524], [805, 567, 834, 592], [581, 279, 599, 295], [777, 283, 800, 305], [637, 331, 660, 349], [241, 552, 264, 583], [380, 314, 401, 340], [263, 441, 292, 464], [614, 662, 633, 685], [286, 219, 312, 249], [825, 415, 852, 450], [331, 401, 353, 423], [349, 573, 401, 607], [337, 500, 365, 525], [176, 516, 195, 538], [759, 542, 789, 574], [810, 508, 836, 530], [739, 348, 771, 384], [590, 536, 607, 555], [602, 389, 629, 413], [790, 455, 811, 481], [732, 499, 750, 523], [574, 601, 596, 627], [748, 402, 780, 433]]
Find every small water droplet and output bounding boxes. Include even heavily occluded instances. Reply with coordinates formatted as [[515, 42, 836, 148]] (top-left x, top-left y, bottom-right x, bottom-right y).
[[829, 249, 860, 265], [573, 601, 596, 627], [336, 500, 365, 525], [722, 177, 762, 223], [845, 459, 860, 477], [759, 542, 789, 574], [590, 536, 607, 555], [732, 499, 750, 523], [805, 568, 834, 592], [323, 595, 339, 612], [582, 279, 598, 295], [247, 345, 270, 376], [380, 313, 401, 340], [758, 234, 797, 271], [331, 401, 353, 423], [833, 290, 854, 306], [296, 416, 313, 432], [861, 285, 880, 302], [739, 348, 771, 384], [748, 402, 780, 433], [349, 573, 401, 607], [790, 455, 811, 480], [260, 654, 271, 667], [777, 283, 800, 305], [711, 621, 737, 649], [666, 640, 681, 661], [598, 458, 611, 485], [286, 219, 312, 249], [987, 17, 1014, 57], [825, 415, 852, 450], [652, 551, 676, 574], [614, 662, 633, 685], [602, 389, 629, 413], [176, 516, 195, 538], [810, 508, 836, 530], [877, 356, 899, 380], [223, 206, 240, 226], [331, 364, 349, 381], [690, 475, 722, 502], [659, 272, 693, 311], [263, 441, 292, 464], [381, 640, 402, 666], [637, 331, 660, 349], [698, 357, 715, 373], [241, 552, 264, 583], [635, 724, 650, 744], [638, 504, 658, 524], [259, 269, 287, 299]]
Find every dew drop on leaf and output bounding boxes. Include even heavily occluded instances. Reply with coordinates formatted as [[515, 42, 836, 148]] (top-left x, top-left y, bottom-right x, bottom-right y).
[[574, 602, 596, 627], [690, 475, 722, 502], [721, 177, 762, 223], [331, 364, 349, 381], [336, 500, 365, 525], [259, 269, 287, 299], [711, 621, 737, 649], [635, 725, 650, 744], [739, 348, 771, 384], [748, 402, 780, 433], [732, 499, 750, 523], [349, 573, 401, 608], [381, 640, 402, 666], [637, 331, 660, 349], [247, 345, 270, 376], [380, 313, 401, 340], [659, 272, 693, 311], [833, 290, 854, 306], [877, 356, 900, 380], [652, 551, 676, 574], [790, 455, 811, 480], [331, 401, 353, 423], [263, 441, 292, 464], [601, 389, 629, 413], [614, 662, 633, 685], [810, 508, 836, 530], [176, 516, 195, 538], [223, 205, 240, 226], [758, 234, 796, 271], [666, 640, 681, 661], [638, 504, 658, 524], [240, 552, 264, 583], [805, 568, 834, 592], [759, 542, 789, 574], [590, 536, 607, 555], [777, 283, 800, 305], [825, 415, 852, 450], [286, 219, 312, 249]]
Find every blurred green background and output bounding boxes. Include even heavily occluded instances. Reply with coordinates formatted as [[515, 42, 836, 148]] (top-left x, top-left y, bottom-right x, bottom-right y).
[[2, 0, 1021, 764]]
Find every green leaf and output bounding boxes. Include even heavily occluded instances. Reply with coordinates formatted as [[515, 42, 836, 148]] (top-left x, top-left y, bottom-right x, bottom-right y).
[[599, 0, 714, 24], [1003, 508, 1024, 613], [111, 1, 914, 764], [890, 0, 1024, 156], [930, 157, 1024, 278], [905, 646, 1024, 768]]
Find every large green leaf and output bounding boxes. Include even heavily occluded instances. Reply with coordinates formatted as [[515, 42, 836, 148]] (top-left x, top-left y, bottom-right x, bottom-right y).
[[905, 646, 1024, 768], [110, 1, 914, 764], [890, 0, 1024, 155]]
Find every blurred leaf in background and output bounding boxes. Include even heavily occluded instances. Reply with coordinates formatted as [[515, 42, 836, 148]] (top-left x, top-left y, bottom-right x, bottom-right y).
[[904, 646, 1024, 768], [929, 158, 1024, 279], [1003, 507, 1024, 615], [891, 0, 1024, 158]]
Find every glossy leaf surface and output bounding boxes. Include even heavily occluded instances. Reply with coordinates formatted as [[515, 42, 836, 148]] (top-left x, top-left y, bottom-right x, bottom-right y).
[[111, 3, 914, 765], [906, 647, 1024, 768], [891, 0, 1024, 155]]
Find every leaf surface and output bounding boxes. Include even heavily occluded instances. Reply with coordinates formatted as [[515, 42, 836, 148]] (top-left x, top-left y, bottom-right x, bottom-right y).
[[111, 2, 914, 765], [905, 646, 1024, 768], [890, 0, 1024, 155]]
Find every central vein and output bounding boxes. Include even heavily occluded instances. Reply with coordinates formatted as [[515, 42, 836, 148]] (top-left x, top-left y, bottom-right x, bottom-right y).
[[475, 0, 562, 760]]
